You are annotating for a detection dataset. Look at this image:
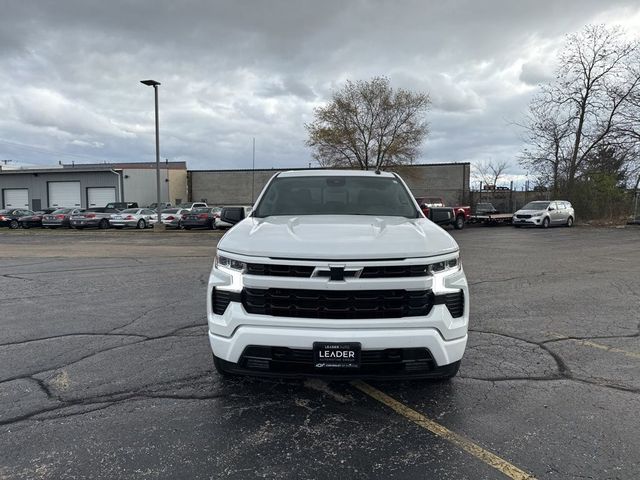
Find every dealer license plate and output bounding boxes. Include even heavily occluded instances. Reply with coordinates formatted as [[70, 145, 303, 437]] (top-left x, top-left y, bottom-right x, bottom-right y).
[[313, 342, 361, 369]]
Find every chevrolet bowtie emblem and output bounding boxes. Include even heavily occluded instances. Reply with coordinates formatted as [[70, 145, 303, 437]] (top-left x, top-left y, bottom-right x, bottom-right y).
[[329, 267, 345, 281]]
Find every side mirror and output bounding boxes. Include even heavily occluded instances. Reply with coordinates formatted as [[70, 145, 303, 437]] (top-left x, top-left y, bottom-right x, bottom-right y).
[[548, 206, 555, 211], [221, 207, 245, 225]]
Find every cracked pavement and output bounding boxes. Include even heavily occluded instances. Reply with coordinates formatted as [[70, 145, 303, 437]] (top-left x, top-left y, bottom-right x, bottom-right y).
[[0, 227, 638, 479]]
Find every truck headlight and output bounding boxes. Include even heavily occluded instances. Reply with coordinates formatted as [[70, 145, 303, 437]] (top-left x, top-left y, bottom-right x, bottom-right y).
[[216, 255, 247, 272], [429, 255, 460, 274]]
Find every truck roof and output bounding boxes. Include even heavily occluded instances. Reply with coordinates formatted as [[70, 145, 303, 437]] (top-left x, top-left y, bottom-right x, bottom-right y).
[[277, 169, 396, 178]]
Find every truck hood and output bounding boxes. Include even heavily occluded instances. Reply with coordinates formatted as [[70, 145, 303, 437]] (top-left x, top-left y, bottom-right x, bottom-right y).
[[218, 215, 458, 260]]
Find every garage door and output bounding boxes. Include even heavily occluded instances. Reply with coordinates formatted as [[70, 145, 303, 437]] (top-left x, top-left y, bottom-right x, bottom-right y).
[[87, 187, 116, 207], [48, 182, 81, 208], [3, 189, 29, 209]]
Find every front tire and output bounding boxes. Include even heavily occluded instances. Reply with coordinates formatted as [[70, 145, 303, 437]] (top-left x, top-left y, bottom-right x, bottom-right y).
[[566, 216, 574, 227], [453, 215, 465, 230], [541, 217, 550, 229], [98, 219, 109, 229], [9, 220, 19, 229], [136, 219, 146, 229]]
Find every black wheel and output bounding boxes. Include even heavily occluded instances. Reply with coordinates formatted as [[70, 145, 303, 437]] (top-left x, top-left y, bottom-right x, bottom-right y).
[[209, 220, 215, 230], [98, 219, 109, 229], [212, 354, 236, 378], [566, 216, 574, 227], [453, 215, 465, 230], [136, 219, 146, 229], [541, 217, 550, 228], [9, 220, 19, 229]]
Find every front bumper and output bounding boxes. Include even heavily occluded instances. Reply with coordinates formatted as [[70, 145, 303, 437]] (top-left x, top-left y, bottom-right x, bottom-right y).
[[70, 219, 100, 227], [182, 220, 209, 228], [513, 216, 543, 226], [209, 327, 467, 374], [109, 220, 140, 227]]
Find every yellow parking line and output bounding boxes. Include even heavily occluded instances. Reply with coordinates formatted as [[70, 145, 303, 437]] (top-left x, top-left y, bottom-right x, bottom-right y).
[[572, 339, 640, 360], [550, 333, 640, 360], [352, 380, 537, 480]]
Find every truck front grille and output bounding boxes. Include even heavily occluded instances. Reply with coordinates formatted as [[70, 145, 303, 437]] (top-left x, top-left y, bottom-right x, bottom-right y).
[[516, 214, 532, 219], [244, 263, 430, 278], [246, 263, 315, 277], [243, 288, 434, 319]]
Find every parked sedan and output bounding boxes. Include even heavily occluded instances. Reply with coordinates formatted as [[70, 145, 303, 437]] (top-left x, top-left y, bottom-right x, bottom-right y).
[[70, 208, 120, 229], [42, 208, 85, 229], [0, 209, 34, 229], [150, 208, 188, 229], [18, 209, 58, 228], [109, 208, 156, 229], [181, 207, 219, 229]]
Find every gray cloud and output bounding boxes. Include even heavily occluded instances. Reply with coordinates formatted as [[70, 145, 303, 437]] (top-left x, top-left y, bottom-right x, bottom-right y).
[[1, 0, 639, 175]]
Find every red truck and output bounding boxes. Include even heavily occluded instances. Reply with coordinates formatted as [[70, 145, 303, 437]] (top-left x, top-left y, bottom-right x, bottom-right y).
[[415, 197, 471, 230]]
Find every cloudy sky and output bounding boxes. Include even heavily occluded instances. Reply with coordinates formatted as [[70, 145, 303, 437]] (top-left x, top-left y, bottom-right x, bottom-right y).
[[1, 1, 640, 183]]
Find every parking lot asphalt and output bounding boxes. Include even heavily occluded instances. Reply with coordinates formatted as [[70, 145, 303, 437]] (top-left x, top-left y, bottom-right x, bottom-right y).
[[0, 226, 638, 479]]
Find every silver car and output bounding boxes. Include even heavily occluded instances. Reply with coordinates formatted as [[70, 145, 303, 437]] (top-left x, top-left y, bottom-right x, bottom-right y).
[[513, 201, 575, 228], [149, 208, 189, 229], [109, 208, 156, 229]]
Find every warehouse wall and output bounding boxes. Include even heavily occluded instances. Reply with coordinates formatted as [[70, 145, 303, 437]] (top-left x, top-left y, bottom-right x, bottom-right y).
[[189, 163, 471, 206], [0, 171, 121, 209], [119, 168, 188, 207]]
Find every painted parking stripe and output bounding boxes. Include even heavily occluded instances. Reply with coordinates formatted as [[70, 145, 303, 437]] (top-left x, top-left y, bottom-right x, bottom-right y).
[[352, 380, 537, 480], [550, 333, 640, 360]]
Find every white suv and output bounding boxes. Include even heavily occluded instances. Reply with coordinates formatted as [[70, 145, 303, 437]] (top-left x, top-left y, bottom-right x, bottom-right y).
[[207, 170, 469, 379]]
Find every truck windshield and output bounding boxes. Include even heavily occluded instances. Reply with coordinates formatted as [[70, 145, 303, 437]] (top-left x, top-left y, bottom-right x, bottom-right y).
[[254, 176, 419, 218]]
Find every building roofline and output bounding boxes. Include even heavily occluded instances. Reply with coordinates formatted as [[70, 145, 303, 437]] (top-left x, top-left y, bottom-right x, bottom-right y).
[[62, 161, 187, 170], [0, 167, 123, 175], [188, 162, 470, 173]]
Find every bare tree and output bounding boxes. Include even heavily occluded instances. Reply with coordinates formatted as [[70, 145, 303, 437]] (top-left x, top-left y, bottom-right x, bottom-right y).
[[305, 77, 430, 170], [519, 93, 573, 195], [473, 159, 509, 188], [520, 25, 640, 196]]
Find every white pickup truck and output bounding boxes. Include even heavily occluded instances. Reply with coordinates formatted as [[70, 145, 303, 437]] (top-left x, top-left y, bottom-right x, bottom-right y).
[[207, 170, 469, 379]]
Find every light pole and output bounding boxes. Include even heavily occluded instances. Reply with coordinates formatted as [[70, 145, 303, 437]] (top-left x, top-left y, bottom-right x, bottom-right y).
[[140, 79, 163, 229]]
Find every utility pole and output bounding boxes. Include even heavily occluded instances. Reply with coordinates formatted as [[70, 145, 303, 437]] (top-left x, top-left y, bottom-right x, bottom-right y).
[[140, 79, 163, 229]]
